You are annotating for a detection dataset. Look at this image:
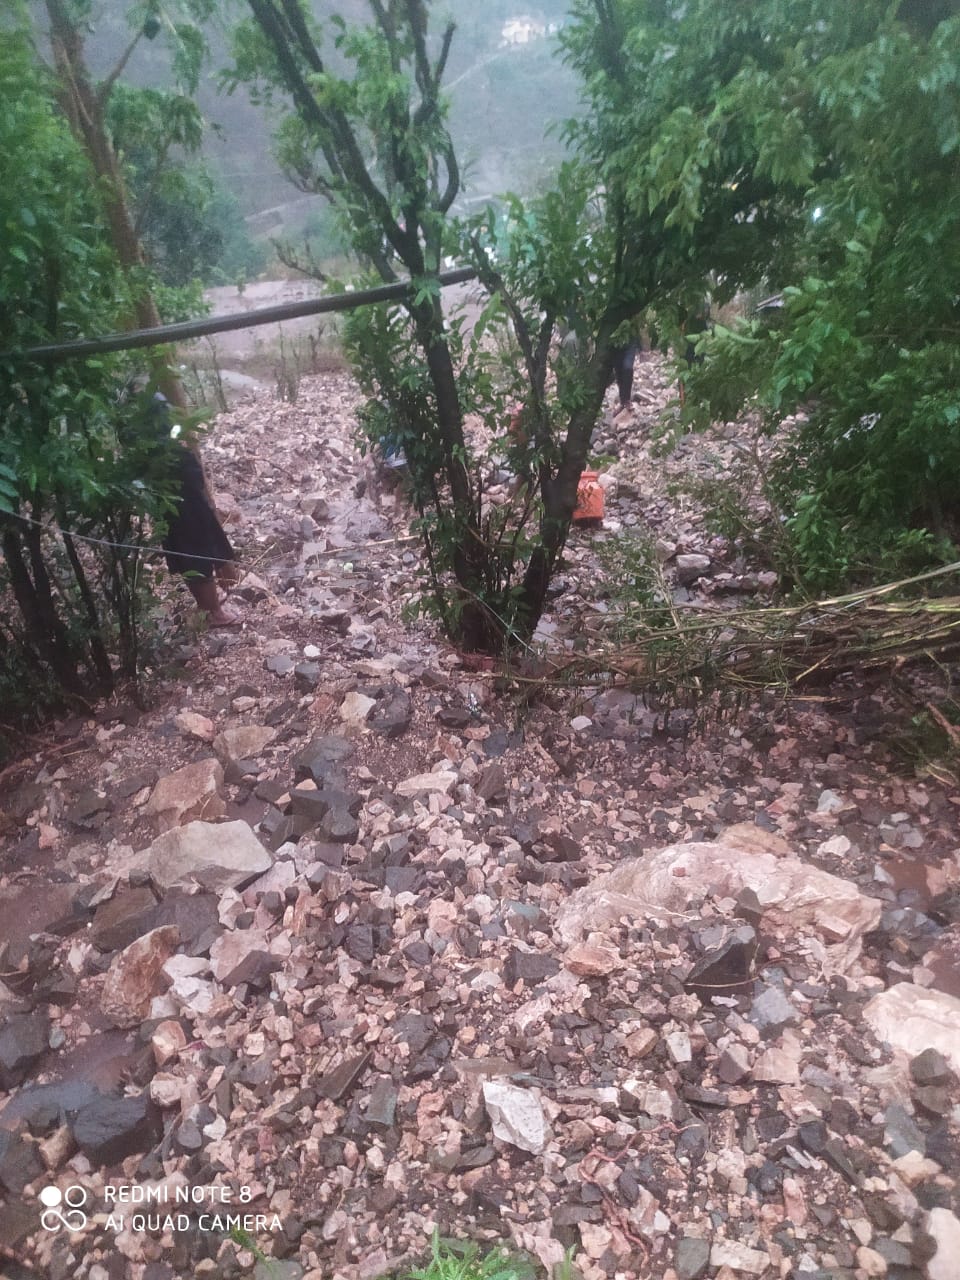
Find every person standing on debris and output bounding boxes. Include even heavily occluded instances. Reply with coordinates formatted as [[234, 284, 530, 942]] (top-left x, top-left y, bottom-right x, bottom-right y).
[[609, 340, 641, 416], [140, 391, 241, 627]]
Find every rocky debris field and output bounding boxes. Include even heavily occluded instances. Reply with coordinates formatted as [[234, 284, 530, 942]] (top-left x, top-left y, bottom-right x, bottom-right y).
[[1, 360, 959, 1280]]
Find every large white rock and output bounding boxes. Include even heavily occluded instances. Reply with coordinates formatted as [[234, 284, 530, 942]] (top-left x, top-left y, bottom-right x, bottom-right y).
[[555, 840, 881, 970], [926, 1208, 960, 1280], [863, 983, 960, 1076], [482, 1081, 550, 1154], [143, 820, 272, 892]]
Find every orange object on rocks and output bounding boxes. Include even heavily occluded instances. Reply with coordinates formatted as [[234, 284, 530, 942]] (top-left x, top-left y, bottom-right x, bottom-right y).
[[573, 470, 604, 524]]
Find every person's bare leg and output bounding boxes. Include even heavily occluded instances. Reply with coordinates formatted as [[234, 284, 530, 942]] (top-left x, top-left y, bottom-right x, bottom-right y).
[[187, 577, 240, 626]]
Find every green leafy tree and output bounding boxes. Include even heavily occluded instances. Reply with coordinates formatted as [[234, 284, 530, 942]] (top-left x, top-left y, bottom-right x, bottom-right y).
[[229, 0, 678, 651], [0, 12, 175, 741], [568, 0, 960, 590]]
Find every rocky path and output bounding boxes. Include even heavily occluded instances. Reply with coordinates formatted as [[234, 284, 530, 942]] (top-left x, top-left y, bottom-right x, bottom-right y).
[[0, 364, 959, 1280]]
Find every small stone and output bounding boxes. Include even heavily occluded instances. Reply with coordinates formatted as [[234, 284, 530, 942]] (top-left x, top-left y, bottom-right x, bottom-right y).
[[676, 1235, 711, 1280], [665, 1030, 693, 1064], [340, 692, 376, 725], [709, 1239, 768, 1273], [749, 985, 799, 1037], [213, 725, 276, 765], [570, 716, 593, 732], [503, 948, 560, 988], [142, 819, 272, 893], [718, 1043, 751, 1084], [910, 1048, 955, 1087], [482, 1081, 549, 1154], [395, 770, 458, 798], [564, 943, 621, 977], [89, 886, 159, 952], [317, 1053, 371, 1101], [174, 711, 215, 741], [676, 553, 711, 585], [364, 1078, 398, 1129], [885, 1103, 926, 1158], [685, 925, 757, 999], [856, 1246, 888, 1277]]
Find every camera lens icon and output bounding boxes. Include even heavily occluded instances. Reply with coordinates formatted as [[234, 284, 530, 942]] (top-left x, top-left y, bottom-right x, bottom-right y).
[[40, 1185, 89, 1232]]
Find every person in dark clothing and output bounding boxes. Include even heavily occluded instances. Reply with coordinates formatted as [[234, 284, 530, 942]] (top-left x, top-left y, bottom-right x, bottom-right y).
[[609, 341, 641, 413], [142, 392, 241, 626]]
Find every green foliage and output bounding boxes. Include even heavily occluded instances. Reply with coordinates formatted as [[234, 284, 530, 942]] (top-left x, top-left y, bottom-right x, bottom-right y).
[[630, 0, 960, 592], [0, 12, 176, 734], [402, 1232, 538, 1280]]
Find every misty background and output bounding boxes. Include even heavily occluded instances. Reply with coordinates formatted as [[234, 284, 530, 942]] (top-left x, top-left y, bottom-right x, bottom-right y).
[[63, 1, 580, 286]]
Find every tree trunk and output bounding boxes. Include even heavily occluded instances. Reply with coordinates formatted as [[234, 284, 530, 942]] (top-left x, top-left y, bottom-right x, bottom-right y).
[[1, 525, 85, 697]]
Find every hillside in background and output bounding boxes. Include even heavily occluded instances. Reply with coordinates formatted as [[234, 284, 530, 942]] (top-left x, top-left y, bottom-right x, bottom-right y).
[[66, 0, 579, 259]]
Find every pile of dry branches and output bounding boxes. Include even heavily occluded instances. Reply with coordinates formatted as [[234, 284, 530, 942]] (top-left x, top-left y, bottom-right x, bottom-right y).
[[537, 561, 960, 707]]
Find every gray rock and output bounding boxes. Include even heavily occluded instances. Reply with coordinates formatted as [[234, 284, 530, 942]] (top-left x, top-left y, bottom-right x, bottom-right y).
[[676, 1235, 711, 1280], [911, 1047, 955, 1087], [884, 1103, 926, 1158], [476, 765, 508, 804], [675, 553, 711, 585], [294, 661, 321, 690], [685, 925, 757, 999], [265, 655, 295, 676], [72, 1093, 159, 1166], [0, 1128, 44, 1195], [368, 690, 412, 738], [718, 1043, 751, 1084], [319, 809, 360, 843], [364, 1077, 398, 1130], [503, 948, 560, 988], [0, 1013, 50, 1089], [90, 886, 159, 952], [749, 985, 800, 1038]]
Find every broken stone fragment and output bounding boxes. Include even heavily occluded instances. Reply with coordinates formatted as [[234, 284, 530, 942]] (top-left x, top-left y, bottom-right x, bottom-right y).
[[482, 1080, 550, 1154], [173, 711, 215, 741], [145, 758, 225, 831], [101, 925, 180, 1028]]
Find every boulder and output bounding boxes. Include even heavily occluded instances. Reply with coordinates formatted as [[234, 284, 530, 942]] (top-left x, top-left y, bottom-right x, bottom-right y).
[[145, 759, 225, 831], [101, 926, 180, 1028], [863, 983, 960, 1075], [555, 840, 881, 970], [90, 886, 160, 952], [142, 819, 272, 893]]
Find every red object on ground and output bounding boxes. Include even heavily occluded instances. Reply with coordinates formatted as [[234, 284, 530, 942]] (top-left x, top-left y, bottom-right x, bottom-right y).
[[573, 470, 604, 523]]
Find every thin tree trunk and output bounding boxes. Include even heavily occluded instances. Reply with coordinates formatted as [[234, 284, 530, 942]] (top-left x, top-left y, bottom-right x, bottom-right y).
[[1, 525, 85, 696], [61, 528, 115, 693], [44, 0, 188, 411]]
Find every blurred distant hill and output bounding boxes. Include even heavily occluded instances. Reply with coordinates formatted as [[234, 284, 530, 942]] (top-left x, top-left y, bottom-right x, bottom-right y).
[[69, 1, 579, 245]]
